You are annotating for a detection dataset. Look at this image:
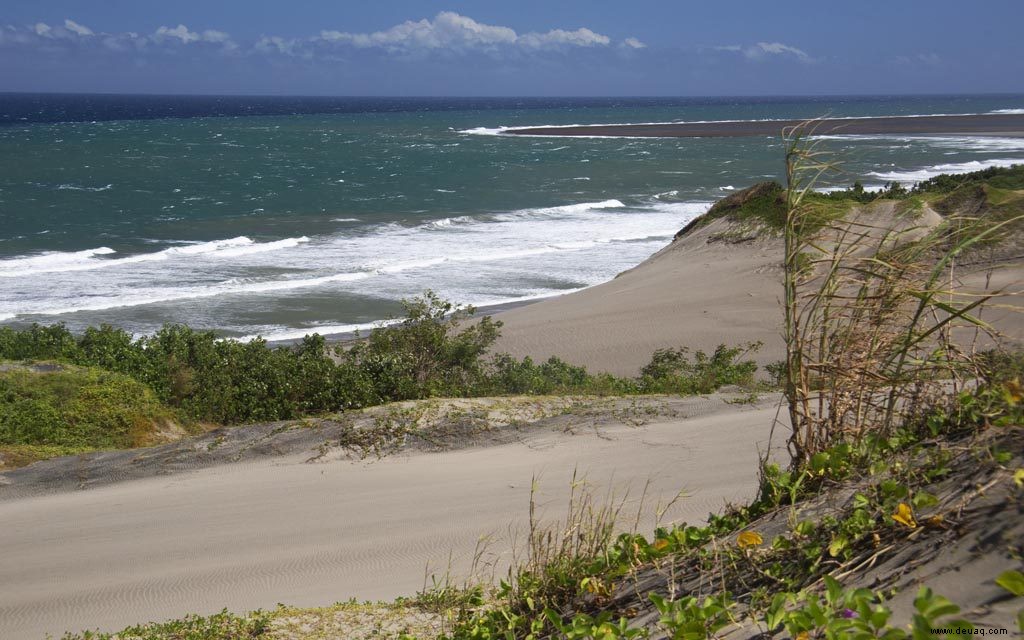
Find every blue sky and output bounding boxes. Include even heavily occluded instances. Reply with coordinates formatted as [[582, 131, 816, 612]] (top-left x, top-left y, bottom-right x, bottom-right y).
[[1, 1, 1022, 96]]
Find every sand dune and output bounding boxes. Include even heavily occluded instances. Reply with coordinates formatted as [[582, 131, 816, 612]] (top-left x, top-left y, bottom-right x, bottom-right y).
[[491, 202, 1024, 376], [491, 217, 786, 376], [0, 394, 781, 639]]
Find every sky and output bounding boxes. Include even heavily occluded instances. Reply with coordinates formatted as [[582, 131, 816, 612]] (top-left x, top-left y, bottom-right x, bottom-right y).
[[1, 1, 1022, 96]]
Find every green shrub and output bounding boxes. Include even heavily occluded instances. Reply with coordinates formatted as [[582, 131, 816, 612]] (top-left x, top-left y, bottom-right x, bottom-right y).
[[59, 608, 271, 640], [0, 323, 81, 361], [484, 354, 618, 395], [639, 342, 760, 394], [0, 364, 177, 451], [342, 291, 502, 401], [912, 163, 1024, 194], [0, 294, 760, 450]]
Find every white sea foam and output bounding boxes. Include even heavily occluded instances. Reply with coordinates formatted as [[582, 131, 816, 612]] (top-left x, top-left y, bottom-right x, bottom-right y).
[[0, 247, 116, 275], [236, 319, 403, 343], [462, 111, 1024, 139], [2, 197, 710, 326], [7, 271, 372, 318], [816, 185, 888, 194], [812, 134, 1024, 153], [865, 158, 1024, 184], [0, 236, 309, 277], [56, 183, 113, 192], [212, 236, 309, 258], [459, 126, 507, 136], [519, 199, 625, 216]]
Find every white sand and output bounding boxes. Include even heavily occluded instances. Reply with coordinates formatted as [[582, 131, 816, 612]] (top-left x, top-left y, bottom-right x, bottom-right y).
[[491, 212, 1024, 376], [0, 396, 781, 639], [490, 219, 786, 377]]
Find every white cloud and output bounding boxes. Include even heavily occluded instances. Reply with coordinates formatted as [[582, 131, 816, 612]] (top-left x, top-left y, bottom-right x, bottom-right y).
[[715, 41, 811, 62], [255, 35, 298, 55], [154, 24, 201, 44], [622, 37, 646, 49], [320, 12, 516, 50], [151, 24, 236, 50], [519, 27, 610, 49], [1, 12, 614, 59], [202, 29, 231, 44], [313, 12, 610, 54], [64, 19, 94, 37], [25, 19, 94, 41], [751, 41, 809, 60]]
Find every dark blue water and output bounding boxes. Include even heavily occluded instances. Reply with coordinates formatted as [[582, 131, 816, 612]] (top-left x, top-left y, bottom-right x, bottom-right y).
[[3, 93, 1021, 126]]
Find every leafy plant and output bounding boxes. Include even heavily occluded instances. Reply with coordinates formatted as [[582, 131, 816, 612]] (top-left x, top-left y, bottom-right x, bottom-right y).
[[58, 609, 271, 640]]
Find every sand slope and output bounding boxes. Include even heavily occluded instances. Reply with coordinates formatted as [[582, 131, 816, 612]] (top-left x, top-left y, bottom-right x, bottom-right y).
[[0, 394, 782, 640], [491, 217, 786, 376], [491, 201, 1024, 377]]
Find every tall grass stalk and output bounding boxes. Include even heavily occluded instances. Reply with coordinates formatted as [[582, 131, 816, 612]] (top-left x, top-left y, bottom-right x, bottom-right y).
[[780, 122, 1021, 466]]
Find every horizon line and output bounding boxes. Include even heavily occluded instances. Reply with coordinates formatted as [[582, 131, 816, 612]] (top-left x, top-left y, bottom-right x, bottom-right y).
[[3, 90, 1024, 100]]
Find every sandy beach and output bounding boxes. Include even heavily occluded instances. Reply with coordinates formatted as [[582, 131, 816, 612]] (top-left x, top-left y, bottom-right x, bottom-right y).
[[506, 113, 1024, 138], [490, 216, 786, 376], [0, 394, 780, 639]]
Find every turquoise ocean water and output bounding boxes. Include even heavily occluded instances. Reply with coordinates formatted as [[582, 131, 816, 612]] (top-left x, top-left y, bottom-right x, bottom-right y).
[[1, 94, 1023, 340]]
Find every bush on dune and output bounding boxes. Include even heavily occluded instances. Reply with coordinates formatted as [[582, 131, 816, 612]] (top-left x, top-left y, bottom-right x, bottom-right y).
[[343, 291, 502, 402], [0, 364, 179, 459], [638, 342, 760, 394]]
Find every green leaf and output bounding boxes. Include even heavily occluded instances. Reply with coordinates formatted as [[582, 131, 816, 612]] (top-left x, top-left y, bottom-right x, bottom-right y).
[[829, 536, 849, 558], [995, 570, 1024, 597], [825, 576, 844, 609], [914, 588, 960, 620], [911, 492, 939, 510], [944, 620, 975, 634]]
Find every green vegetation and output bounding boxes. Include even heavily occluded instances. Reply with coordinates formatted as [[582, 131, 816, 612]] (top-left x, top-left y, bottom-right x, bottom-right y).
[[914, 163, 1024, 193], [58, 609, 271, 640], [779, 128, 1023, 467], [678, 180, 787, 233], [0, 292, 761, 466], [0, 363, 183, 466], [679, 164, 1024, 243]]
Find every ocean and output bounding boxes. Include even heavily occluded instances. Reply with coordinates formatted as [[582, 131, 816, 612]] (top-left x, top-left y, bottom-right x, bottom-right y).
[[1, 94, 1023, 341]]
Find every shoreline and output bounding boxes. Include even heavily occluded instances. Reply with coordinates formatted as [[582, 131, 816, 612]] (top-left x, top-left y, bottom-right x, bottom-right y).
[[504, 113, 1024, 138], [265, 295, 559, 348]]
